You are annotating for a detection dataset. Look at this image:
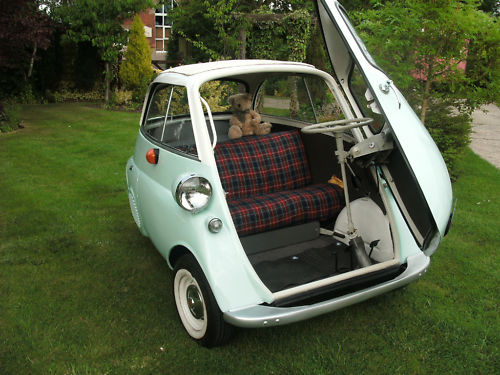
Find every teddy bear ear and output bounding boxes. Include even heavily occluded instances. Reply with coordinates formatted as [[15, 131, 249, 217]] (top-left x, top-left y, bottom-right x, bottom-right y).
[[244, 93, 252, 101], [228, 95, 235, 106]]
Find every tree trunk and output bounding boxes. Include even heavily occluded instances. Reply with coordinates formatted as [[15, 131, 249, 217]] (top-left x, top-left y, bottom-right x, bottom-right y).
[[27, 42, 38, 80], [420, 64, 434, 125], [105, 62, 110, 103], [420, 79, 431, 125], [238, 27, 246, 59], [288, 76, 299, 118]]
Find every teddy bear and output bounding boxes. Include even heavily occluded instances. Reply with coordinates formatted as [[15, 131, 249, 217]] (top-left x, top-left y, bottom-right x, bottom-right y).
[[228, 93, 272, 139]]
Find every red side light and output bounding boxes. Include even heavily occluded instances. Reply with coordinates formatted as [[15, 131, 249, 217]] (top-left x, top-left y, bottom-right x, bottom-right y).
[[146, 148, 159, 165]]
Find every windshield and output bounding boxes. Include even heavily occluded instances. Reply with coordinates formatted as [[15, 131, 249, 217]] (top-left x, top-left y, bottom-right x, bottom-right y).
[[143, 84, 198, 158], [256, 74, 344, 123], [338, 4, 381, 71]]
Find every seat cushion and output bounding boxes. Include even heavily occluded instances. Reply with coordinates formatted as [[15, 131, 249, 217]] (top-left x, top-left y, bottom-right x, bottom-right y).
[[215, 131, 311, 200], [227, 183, 345, 236]]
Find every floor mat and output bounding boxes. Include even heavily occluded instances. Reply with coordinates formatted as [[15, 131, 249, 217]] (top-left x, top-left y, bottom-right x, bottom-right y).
[[253, 242, 352, 292]]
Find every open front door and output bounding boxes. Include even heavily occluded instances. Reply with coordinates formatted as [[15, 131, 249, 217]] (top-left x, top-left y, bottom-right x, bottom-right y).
[[316, 0, 453, 248]]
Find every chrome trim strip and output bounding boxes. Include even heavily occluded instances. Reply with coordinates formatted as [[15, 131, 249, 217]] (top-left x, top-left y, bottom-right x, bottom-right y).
[[272, 258, 400, 301], [223, 252, 429, 328]]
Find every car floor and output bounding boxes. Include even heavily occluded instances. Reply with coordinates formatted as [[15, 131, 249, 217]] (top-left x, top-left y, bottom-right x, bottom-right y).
[[249, 236, 354, 292]]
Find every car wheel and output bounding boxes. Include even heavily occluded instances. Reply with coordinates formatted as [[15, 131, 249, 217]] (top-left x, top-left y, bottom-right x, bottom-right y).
[[173, 254, 232, 347]]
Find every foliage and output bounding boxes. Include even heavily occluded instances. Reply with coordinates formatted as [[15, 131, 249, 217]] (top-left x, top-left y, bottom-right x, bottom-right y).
[[199, 81, 236, 112], [0, 0, 54, 97], [465, 16, 500, 104], [424, 102, 472, 180], [203, 0, 240, 59], [54, 0, 153, 101], [111, 88, 133, 107], [246, 8, 311, 62], [284, 10, 311, 62], [30, 30, 65, 94], [168, 0, 315, 62], [52, 88, 104, 103], [120, 15, 154, 102], [0, 102, 21, 133], [55, 0, 152, 63], [0, 0, 53, 69], [351, 0, 500, 176], [479, 0, 500, 14], [74, 41, 102, 91], [246, 8, 289, 60], [167, 0, 243, 62], [167, 1, 227, 62], [306, 23, 329, 72]]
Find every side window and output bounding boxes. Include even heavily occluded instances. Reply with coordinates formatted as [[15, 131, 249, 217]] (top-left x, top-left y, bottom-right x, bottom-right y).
[[199, 79, 248, 144], [255, 75, 344, 123], [349, 65, 385, 133], [199, 80, 246, 112], [143, 84, 197, 157]]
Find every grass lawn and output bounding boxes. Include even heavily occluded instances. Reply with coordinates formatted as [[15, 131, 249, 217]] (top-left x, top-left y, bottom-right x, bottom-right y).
[[1, 103, 498, 374]]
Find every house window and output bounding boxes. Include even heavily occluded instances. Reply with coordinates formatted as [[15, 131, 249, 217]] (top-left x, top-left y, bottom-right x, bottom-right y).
[[155, 1, 174, 53]]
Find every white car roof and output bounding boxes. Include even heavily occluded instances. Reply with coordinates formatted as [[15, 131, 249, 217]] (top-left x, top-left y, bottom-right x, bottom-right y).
[[162, 59, 315, 76], [154, 59, 328, 87]]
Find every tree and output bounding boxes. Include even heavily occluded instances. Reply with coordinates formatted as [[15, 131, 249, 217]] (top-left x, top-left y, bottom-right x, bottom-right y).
[[168, 0, 315, 62], [0, 0, 53, 96], [120, 15, 153, 102], [55, 0, 153, 102], [479, 0, 500, 14], [351, 0, 500, 176], [168, 0, 244, 61]]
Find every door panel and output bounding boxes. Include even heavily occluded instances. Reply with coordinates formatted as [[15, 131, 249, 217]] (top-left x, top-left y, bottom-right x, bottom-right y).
[[316, 0, 453, 244]]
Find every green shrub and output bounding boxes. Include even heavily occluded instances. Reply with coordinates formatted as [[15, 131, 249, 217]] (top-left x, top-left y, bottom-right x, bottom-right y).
[[111, 88, 133, 107], [0, 102, 21, 133], [52, 88, 104, 103], [425, 102, 471, 180], [119, 15, 153, 103]]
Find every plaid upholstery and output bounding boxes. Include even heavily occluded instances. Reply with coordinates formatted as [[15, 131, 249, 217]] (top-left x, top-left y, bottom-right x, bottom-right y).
[[215, 130, 344, 236], [228, 184, 345, 236], [215, 131, 311, 200]]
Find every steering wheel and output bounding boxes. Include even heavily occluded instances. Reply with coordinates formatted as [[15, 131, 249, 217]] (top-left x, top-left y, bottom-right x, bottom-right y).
[[301, 117, 373, 134]]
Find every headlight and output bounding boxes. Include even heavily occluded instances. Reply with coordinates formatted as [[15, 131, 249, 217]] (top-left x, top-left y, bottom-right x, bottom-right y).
[[175, 175, 212, 213]]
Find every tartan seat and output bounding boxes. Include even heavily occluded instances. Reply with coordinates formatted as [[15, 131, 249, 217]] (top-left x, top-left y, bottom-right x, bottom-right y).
[[214, 131, 344, 236]]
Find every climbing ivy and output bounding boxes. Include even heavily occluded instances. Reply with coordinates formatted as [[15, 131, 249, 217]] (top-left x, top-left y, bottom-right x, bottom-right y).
[[284, 9, 311, 62], [169, 1, 313, 63], [245, 9, 312, 119], [202, 0, 240, 59], [247, 8, 312, 62]]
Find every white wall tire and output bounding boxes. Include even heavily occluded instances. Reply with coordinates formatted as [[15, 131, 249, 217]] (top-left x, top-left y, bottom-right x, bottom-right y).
[[173, 254, 233, 347], [173, 269, 208, 339]]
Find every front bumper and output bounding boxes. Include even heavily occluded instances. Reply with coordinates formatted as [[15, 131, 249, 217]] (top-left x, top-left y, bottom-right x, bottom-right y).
[[223, 252, 430, 328]]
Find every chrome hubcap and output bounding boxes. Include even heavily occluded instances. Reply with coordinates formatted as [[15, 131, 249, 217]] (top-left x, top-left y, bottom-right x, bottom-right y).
[[186, 284, 204, 320]]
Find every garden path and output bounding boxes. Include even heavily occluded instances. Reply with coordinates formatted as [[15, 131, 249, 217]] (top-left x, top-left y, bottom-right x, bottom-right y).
[[471, 104, 500, 169]]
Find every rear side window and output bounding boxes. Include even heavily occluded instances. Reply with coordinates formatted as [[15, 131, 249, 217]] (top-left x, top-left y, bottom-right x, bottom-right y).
[[255, 74, 344, 123], [143, 84, 197, 157]]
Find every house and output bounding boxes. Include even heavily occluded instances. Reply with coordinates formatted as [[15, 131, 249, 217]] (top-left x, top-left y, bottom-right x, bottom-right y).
[[122, 1, 176, 69]]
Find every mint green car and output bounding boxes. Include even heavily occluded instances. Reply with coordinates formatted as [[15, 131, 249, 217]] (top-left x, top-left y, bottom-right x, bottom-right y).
[[126, 0, 453, 347]]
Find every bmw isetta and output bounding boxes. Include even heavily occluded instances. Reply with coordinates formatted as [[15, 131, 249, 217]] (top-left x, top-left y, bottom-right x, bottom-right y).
[[126, 0, 453, 347]]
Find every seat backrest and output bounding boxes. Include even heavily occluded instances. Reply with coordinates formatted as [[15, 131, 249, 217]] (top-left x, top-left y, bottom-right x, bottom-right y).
[[214, 131, 311, 200]]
